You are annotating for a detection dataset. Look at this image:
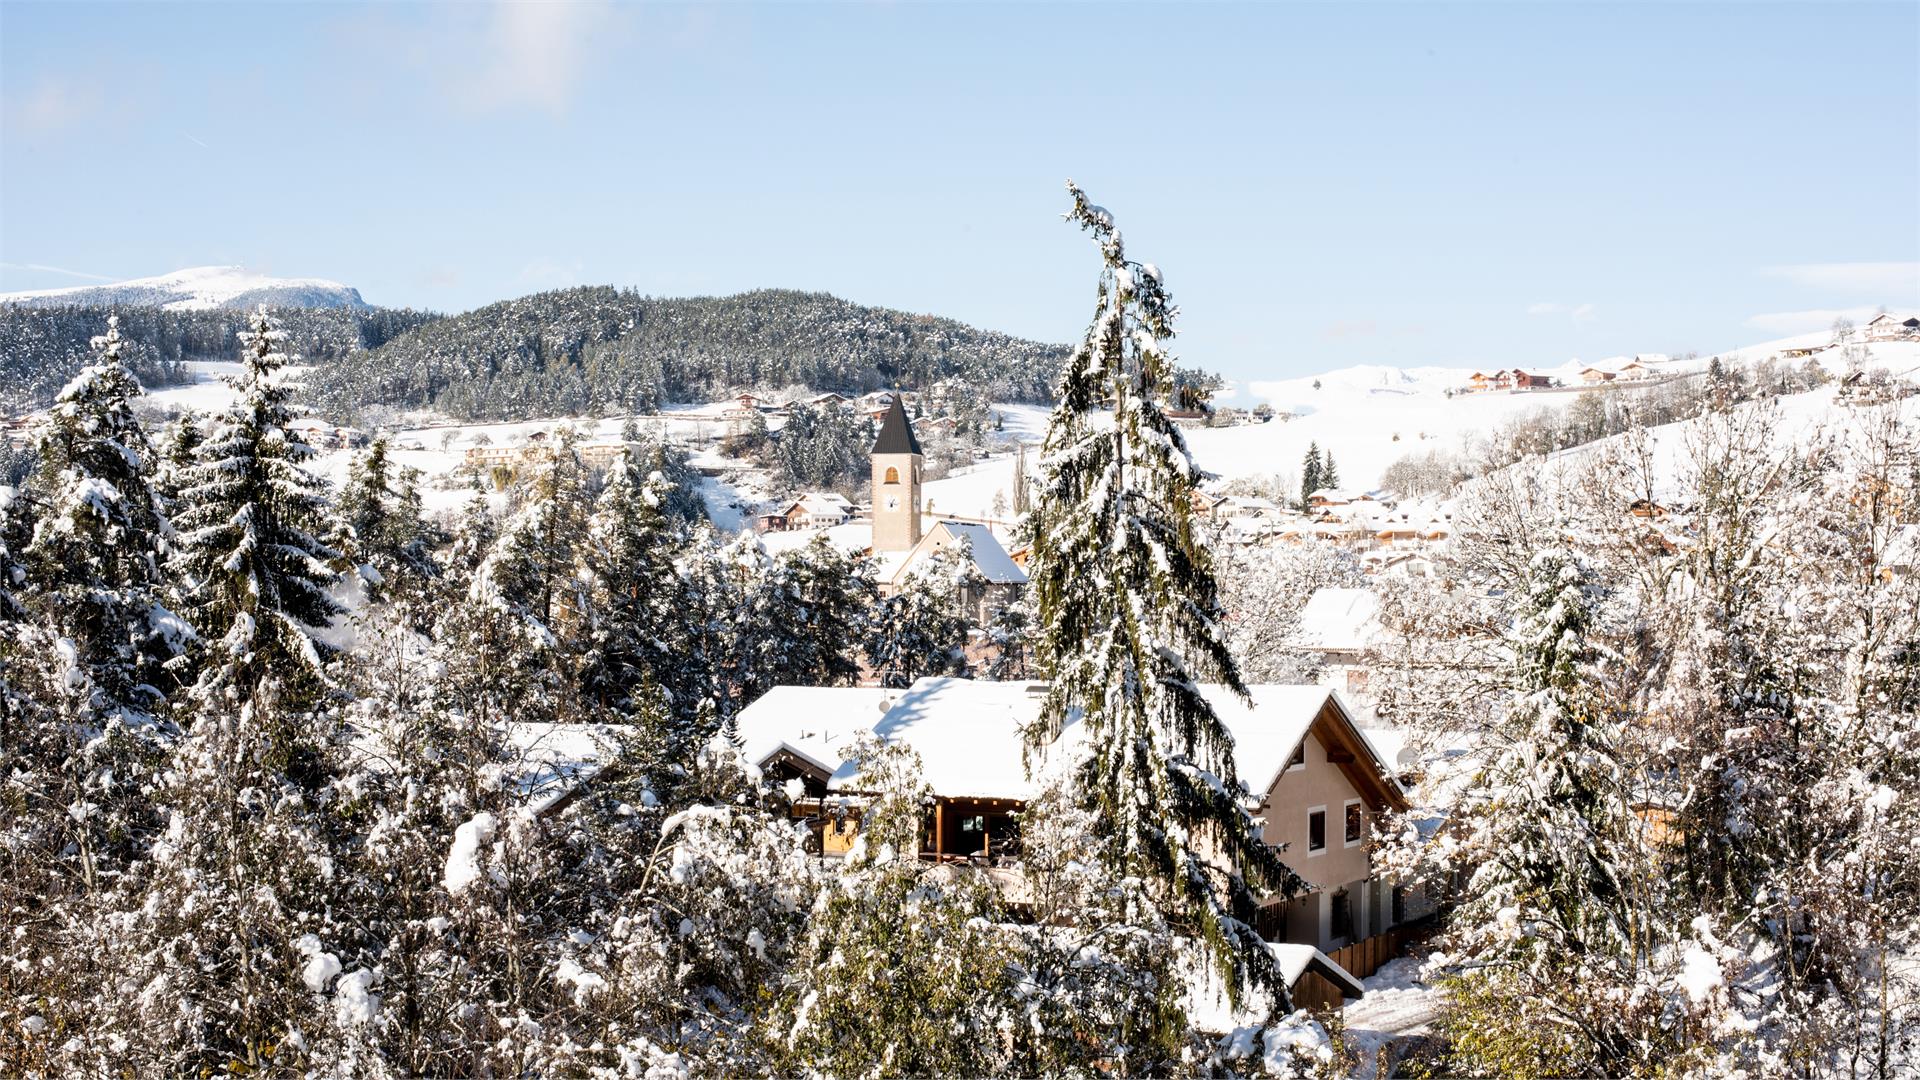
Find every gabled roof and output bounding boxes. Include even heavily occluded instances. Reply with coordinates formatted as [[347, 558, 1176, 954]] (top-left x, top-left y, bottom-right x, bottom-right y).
[[737, 677, 1406, 813], [1269, 942, 1365, 998], [872, 393, 923, 456], [930, 521, 1027, 584]]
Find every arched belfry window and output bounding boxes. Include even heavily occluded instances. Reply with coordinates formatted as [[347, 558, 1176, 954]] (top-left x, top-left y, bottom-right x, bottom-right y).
[[884, 467, 900, 484]]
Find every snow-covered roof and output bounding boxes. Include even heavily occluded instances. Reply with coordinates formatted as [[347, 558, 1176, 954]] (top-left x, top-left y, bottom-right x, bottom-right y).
[[1268, 942, 1365, 998], [737, 677, 1398, 810], [503, 722, 628, 815], [734, 685, 897, 778], [930, 521, 1027, 584], [833, 678, 1072, 800], [1294, 588, 1383, 652]]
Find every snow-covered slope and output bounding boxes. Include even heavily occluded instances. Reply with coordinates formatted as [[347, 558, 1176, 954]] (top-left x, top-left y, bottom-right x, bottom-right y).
[[0, 266, 369, 311]]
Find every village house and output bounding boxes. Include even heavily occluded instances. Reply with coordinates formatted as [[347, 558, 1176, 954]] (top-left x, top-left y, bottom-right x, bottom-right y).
[[757, 492, 854, 532], [732, 676, 1427, 1009], [1579, 366, 1617, 385], [1864, 312, 1920, 341]]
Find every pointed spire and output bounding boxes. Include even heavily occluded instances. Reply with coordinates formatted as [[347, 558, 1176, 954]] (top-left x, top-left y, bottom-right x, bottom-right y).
[[872, 392, 922, 456]]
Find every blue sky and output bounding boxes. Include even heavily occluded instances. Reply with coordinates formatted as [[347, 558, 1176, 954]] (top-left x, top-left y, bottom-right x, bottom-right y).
[[3, 1, 1916, 393]]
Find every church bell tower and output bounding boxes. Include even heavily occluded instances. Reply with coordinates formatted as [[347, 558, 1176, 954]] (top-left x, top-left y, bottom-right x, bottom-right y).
[[871, 393, 923, 553]]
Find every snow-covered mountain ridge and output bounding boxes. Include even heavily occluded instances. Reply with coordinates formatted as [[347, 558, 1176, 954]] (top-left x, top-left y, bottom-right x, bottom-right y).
[[0, 266, 369, 311]]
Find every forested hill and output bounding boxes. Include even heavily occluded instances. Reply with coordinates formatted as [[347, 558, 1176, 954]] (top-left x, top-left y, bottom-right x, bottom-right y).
[[301, 287, 1071, 422], [0, 303, 437, 416]]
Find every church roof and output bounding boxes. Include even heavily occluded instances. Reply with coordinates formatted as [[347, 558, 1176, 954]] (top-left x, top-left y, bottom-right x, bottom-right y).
[[872, 393, 923, 456]]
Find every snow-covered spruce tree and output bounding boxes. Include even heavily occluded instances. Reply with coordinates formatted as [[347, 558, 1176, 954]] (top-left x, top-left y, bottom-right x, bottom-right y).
[[91, 308, 349, 1073], [0, 321, 187, 1064], [1431, 551, 1688, 1076], [578, 455, 686, 717], [334, 435, 434, 605], [774, 737, 1017, 1077], [170, 305, 343, 706], [1027, 183, 1301, 1016], [674, 523, 755, 724], [24, 315, 189, 713], [151, 409, 203, 514], [740, 533, 871, 703], [983, 590, 1036, 681], [862, 544, 974, 688]]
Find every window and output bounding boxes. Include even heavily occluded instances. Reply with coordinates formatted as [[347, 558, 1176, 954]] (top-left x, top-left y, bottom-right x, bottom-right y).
[[1286, 741, 1305, 771], [1344, 800, 1365, 847], [883, 466, 899, 484], [1307, 807, 1326, 853], [1331, 889, 1352, 941]]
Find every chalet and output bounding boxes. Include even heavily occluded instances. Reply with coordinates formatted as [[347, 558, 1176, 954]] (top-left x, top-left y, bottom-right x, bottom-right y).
[[1865, 313, 1920, 341], [758, 493, 854, 532], [1579, 366, 1617, 385], [1508, 370, 1553, 390], [1466, 371, 1496, 393], [734, 676, 1425, 1004], [1780, 345, 1826, 359], [1193, 489, 1230, 517]]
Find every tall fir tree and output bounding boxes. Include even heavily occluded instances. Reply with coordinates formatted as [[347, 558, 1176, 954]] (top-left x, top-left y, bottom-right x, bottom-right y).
[[741, 534, 871, 702], [1027, 182, 1300, 1011], [1434, 551, 1672, 1074], [335, 435, 433, 603], [24, 315, 188, 714], [171, 306, 343, 708], [578, 454, 686, 717], [1299, 442, 1324, 510]]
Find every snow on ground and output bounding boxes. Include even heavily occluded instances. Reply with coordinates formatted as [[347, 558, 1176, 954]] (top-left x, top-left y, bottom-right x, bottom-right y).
[[1341, 955, 1444, 1079]]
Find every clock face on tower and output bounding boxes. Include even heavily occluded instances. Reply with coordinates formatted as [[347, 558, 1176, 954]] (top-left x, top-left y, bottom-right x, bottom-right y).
[[885, 496, 899, 510]]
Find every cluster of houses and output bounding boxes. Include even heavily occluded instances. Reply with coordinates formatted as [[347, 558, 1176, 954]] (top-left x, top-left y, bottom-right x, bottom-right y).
[[1575, 353, 1680, 385], [1460, 354, 1691, 393], [463, 430, 646, 476], [1463, 369, 1557, 393], [1194, 487, 1453, 574]]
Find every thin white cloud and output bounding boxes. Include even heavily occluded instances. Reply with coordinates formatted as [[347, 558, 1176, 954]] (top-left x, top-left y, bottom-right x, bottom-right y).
[[2, 77, 102, 133], [1762, 262, 1920, 296], [1745, 305, 1883, 337], [1323, 320, 1378, 339], [452, 1, 618, 115], [1528, 302, 1597, 325], [0, 261, 114, 282]]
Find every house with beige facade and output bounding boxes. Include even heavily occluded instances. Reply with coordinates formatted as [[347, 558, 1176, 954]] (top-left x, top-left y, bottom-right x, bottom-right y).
[[733, 676, 1427, 1008]]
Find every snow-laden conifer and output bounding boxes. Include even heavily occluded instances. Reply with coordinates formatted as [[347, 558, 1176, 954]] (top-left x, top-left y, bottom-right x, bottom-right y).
[[24, 315, 188, 713], [1027, 182, 1300, 1011], [171, 306, 342, 705]]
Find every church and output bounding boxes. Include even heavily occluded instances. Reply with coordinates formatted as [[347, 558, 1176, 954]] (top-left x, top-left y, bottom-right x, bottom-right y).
[[868, 394, 1027, 616]]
